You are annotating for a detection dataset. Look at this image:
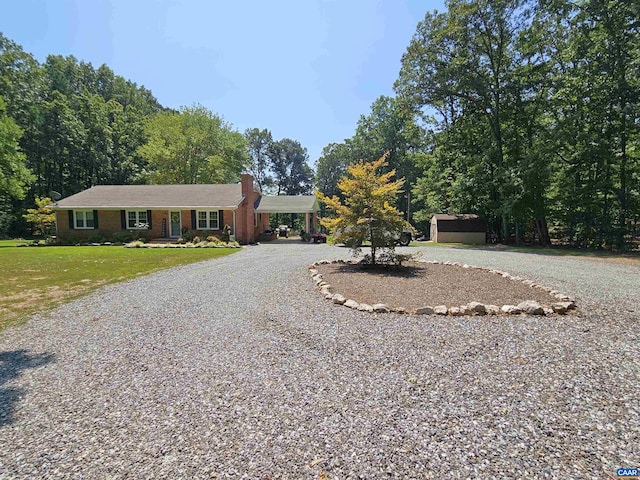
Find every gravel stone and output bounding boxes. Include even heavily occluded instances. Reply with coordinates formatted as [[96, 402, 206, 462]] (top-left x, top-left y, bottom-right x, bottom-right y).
[[517, 300, 545, 315], [344, 299, 359, 309], [0, 243, 638, 479], [552, 302, 573, 314], [434, 305, 449, 315], [501, 304, 521, 314], [459, 304, 473, 315], [485, 304, 501, 315], [415, 306, 435, 315], [332, 294, 346, 304], [372, 304, 389, 313], [468, 301, 487, 315]]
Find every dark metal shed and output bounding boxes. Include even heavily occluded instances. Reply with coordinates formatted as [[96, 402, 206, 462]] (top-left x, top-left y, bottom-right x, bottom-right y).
[[430, 214, 487, 243]]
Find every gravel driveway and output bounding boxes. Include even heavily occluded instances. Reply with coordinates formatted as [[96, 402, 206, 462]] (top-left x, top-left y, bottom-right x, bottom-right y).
[[1, 243, 639, 479]]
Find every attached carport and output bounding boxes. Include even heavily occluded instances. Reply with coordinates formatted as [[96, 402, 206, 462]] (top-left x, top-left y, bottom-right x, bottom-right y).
[[255, 195, 320, 235]]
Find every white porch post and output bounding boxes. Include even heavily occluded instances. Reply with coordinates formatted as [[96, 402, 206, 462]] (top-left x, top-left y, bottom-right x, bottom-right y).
[[232, 210, 236, 237]]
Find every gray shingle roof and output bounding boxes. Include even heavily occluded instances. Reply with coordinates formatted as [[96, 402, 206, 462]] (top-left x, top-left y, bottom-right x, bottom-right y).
[[54, 184, 244, 209], [255, 195, 319, 213]]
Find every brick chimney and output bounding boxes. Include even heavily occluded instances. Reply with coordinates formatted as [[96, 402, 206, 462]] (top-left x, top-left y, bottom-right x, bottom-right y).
[[237, 174, 257, 243], [240, 173, 254, 198]]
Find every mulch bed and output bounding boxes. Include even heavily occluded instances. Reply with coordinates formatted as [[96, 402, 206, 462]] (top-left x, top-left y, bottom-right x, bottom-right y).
[[314, 262, 559, 310]]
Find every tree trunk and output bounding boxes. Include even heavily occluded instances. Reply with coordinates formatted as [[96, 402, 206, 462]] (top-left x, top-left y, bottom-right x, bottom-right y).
[[370, 227, 376, 265], [501, 214, 508, 243], [535, 217, 551, 246]]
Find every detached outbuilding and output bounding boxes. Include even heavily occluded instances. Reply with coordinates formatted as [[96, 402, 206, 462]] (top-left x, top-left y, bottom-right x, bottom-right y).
[[430, 214, 487, 244]]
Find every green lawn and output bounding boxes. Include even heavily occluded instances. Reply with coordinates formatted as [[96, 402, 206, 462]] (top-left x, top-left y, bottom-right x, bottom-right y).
[[441, 242, 640, 261], [0, 243, 238, 331], [0, 239, 35, 248]]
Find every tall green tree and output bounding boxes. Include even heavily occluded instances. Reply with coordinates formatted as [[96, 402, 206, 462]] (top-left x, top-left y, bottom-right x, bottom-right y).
[[138, 105, 247, 184], [395, 0, 639, 248], [396, 0, 556, 243], [1, 38, 164, 202], [0, 34, 43, 129], [106, 100, 149, 185], [315, 97, 425, 220], [268, 138, 313, 195], [0, 95, 34, 201], [244, 127, 274, 192], [0, 94, 34, 233], [0, 34, 166, 234], [351, 95, 424, 190], [0, 34, 45, 201], [544, 0, 640, 249], [315, 142, 353, 199], [37, 55, 162, 193], [36, 90, 86, 196]]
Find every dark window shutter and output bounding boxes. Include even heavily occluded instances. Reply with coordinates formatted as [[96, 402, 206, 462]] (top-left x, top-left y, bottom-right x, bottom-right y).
[[68, 210, 75, 230], [93, 210, 99, 229], [147, 210, 152, 229], [121, 210, 126, 229], [191, 210, 196, 229], [218, 210, 223, 230]]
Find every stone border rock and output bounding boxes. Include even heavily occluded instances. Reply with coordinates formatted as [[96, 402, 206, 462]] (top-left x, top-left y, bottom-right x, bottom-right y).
[[309, 259, 577, 316]]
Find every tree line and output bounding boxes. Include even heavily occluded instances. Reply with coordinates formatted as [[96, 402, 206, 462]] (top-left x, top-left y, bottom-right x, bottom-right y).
[[0, 33, 313, 236], [316, 0, 639, 250]]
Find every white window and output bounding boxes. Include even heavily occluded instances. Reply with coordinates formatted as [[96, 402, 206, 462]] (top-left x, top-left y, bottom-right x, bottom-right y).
[[74, 210, 95, 229], [197, 210, 219, 230], [127, 210, 148, 229]]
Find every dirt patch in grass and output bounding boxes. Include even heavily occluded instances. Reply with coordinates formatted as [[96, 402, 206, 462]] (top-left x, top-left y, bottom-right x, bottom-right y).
[[0, 245, 238, 331], [315, 262, 560, 310], [0, 282, 109, 326]]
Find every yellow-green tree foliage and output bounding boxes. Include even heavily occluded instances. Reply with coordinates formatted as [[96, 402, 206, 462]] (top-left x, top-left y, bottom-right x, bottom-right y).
[[317, 153, 408, 264], [137, 105, 247, 185], [23, 196, 56, 236]]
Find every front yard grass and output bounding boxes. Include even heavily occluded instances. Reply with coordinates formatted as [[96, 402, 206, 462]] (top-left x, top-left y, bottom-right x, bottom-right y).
[[0, 244, 238, 331], [409, 240, 640, 263]]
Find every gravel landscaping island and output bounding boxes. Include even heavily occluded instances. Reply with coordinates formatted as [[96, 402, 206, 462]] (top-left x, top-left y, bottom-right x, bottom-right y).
[[1, 243, 639, 478], [312, 260, 576, 315]]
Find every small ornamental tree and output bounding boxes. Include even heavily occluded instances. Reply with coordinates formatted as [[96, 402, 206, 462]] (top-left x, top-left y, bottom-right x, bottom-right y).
[[317, 153, 409, 265], [22, 196, 56, 236]]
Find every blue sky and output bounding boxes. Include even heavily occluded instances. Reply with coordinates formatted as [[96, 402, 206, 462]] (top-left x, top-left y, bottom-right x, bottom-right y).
[[1, 0, 444, 165]]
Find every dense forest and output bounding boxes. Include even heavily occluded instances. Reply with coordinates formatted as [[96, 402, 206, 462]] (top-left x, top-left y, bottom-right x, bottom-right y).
[[316, 0, 639, 250], [0, 34, 313, 236], [2, 0, 639, 249]]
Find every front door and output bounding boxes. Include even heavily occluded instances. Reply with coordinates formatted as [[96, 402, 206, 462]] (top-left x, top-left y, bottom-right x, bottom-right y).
[[170, 211, 181, 237]]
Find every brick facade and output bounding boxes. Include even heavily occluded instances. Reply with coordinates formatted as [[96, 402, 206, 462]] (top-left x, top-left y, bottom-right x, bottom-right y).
[[233, 174, 260, 244], [56, 208, 241, 242], [54, 174, 315, 244], [55, 175, 262, 243]]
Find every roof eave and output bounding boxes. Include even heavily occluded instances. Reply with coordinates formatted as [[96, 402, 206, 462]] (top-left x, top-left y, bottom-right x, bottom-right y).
[[53, 205, 241, 210]]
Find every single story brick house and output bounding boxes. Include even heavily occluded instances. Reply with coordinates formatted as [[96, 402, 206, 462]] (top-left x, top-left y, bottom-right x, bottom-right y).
[[430, 214, 487, 244], [52, 174, 320, 244]]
